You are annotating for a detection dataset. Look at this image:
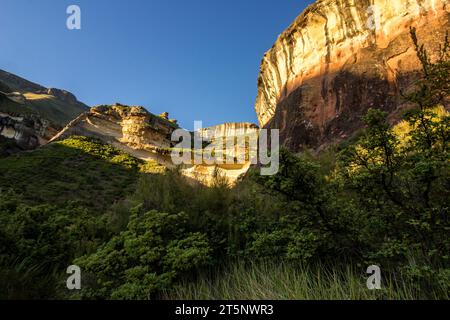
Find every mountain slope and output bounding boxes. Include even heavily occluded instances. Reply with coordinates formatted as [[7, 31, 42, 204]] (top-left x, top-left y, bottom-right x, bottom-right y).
[[0, 69, 88, 126], [0, 69, 88, 154]]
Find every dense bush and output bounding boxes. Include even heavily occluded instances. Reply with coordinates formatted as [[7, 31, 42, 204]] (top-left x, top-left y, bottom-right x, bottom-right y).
[[0, 30, 448, 299], [0, 136, 141, 298], [0, 191, 107, 299], [74, 206, 211, 299]]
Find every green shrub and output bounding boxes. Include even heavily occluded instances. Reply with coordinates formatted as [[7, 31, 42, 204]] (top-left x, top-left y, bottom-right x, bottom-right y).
[[74, 207, 212, 299]]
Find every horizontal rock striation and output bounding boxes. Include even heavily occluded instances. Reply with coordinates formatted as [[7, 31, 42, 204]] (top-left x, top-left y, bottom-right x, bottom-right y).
[[183, 122, 260, 184], [51, 105, 259, 185], [199, 122, 259, 141], [50, 104, 178, 165], [255, 0, 450, 151]]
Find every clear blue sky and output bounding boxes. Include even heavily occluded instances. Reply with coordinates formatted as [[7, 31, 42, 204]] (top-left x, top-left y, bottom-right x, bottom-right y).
[[0, 0, 312, 129]]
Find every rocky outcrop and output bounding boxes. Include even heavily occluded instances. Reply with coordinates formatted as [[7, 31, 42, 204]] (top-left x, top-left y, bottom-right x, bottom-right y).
[[0, 92, 59, 155], [183, 122, 260, 184], [51, 105, 259, 184], [0, 112, 58, 155], [46, 88, 79, 105], [255, 0, 450, 151], [0, 91, 26, 104], [199, 122, 259, 141], [50, 104, 178, 164], [0, 67, 260, 184]]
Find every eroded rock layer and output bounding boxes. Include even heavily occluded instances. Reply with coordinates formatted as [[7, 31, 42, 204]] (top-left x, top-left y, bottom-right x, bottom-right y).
[[50, 104, 178, 165], [255, 0, 450, 150], [183, 122, 260, 184], [0, 113, 53, 156], [52, 105, 259, 185]]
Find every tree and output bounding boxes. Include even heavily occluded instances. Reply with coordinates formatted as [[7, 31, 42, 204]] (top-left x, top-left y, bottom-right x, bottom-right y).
[[338, 29, 450, 267], [74, 206, 212, 299]]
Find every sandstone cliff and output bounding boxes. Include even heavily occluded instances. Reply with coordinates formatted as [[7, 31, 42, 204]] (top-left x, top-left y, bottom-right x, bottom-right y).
[[183, 122, 259, 184], [255, 0, 450, 151], [51, 105, 259, 185], [50, 104, 178, 165]]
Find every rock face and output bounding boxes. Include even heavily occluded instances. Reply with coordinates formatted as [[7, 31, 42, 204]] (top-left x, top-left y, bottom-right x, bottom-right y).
[[0, 68, 260, 184], [199, 122, 259, 141], [46, 88, 80, 105], [183, 122, 259, 184], [0, 93, 59, 155], [50, 104, 178, 165], [0, 112, 55, 155], [0, 91, 26, 104], [52, 105, 259, 184], [255, 0, 450, 151]]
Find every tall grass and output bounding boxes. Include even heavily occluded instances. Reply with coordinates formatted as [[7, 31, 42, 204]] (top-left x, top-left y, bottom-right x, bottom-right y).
[[163, 260, 448, 300]]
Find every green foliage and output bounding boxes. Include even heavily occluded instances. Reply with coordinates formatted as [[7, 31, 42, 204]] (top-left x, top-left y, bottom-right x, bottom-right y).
[[407, 27, 449, 110], [244, 149, 360, 263], [0, 136, 141, 209], [0, 31, 448, 300], [336, 104, 449, 285], [164, 260, 449, 300], [334, 29, 450, 287], [0, 190, 108, 299], [0, 135, 21, 157], [74, 208, 211, 299], [0, 136, 141, 298]]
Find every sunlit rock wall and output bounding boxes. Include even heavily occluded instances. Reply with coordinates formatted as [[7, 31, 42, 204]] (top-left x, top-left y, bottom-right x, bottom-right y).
[[255, 0, 449, 150]]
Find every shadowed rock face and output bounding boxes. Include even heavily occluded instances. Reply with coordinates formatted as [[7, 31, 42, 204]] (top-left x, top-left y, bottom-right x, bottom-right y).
[[255, 0, 450, 151], [0, 113, 44, 150], [0, 94, 59, 155]]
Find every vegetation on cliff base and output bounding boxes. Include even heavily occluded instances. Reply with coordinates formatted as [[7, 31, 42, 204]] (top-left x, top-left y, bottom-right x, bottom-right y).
[[0, 30, 448, 299], [0, 136, 141, 210]]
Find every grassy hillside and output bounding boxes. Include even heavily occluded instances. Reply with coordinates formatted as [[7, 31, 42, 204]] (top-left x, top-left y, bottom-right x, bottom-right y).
[[0, 136, 171, 299], [0, 136, 142, 210], [0, 93, 38, 117], [0, 80, 12, 93]]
